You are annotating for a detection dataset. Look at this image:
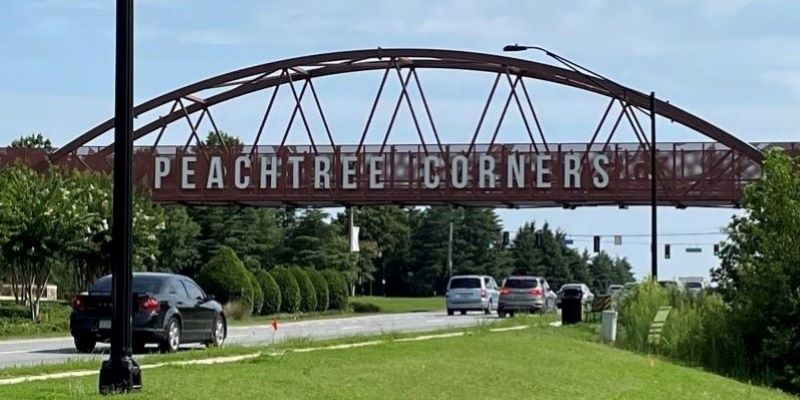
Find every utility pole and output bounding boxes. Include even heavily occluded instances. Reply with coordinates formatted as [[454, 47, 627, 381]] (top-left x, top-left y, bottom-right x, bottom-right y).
[[447, 221, 453, 278], [650, 91, 658, 281], [99, 0, 140, 394]]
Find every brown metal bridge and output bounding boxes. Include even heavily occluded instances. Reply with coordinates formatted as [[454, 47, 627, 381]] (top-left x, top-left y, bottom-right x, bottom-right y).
[[2, 48, 796, 208]]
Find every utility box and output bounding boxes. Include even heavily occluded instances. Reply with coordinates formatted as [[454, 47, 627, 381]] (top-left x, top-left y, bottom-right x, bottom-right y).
[[561, 288, 583, 325], [601, 310, 618, 343]]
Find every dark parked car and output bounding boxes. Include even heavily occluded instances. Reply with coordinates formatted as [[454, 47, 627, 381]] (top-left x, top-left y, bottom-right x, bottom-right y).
[[70, 272, 227, 354]]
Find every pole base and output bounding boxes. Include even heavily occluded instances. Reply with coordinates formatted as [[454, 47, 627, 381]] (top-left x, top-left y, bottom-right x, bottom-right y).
[[99, 357, 141, 394]]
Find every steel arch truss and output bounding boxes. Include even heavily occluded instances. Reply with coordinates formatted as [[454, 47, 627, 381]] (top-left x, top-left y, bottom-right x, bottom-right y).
[[6, 48, 792, 208]]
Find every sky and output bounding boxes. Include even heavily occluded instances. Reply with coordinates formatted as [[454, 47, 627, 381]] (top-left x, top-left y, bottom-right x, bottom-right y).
[[1, 0, 799, 281]]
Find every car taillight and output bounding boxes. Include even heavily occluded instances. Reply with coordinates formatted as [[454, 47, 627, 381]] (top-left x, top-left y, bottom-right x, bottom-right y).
[[500, 288, 509, 295], [530, 287, 543, 296], [481, 289, 487, 298], [71, 296, 83, 310], [139, 297, 159, 312]]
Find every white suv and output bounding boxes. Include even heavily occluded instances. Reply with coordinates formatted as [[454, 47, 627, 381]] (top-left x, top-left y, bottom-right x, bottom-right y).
[[445, 275, 499, 315]]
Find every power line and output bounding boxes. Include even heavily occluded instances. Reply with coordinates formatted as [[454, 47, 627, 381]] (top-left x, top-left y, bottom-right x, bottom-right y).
[[567, 231, 724, 238]]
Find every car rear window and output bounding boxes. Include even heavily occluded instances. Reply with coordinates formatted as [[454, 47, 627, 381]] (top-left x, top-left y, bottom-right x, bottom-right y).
[[504, 279, 538, 289], [89, 276, 166, 294], [449, 278, 481, 289]]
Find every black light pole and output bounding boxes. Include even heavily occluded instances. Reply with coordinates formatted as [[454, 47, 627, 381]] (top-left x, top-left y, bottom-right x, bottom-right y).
[[99, 0, 141, 394], [503, 44, 660, 279], [649, 92, 658, 280]]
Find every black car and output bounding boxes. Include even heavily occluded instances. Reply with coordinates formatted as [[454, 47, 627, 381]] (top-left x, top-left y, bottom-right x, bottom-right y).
[[70, 272, 227, 354]]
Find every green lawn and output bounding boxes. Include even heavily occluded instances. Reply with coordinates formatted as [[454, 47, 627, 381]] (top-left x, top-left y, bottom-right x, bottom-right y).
[[348, 296, 443, 313], [1, 320, 792, 399]]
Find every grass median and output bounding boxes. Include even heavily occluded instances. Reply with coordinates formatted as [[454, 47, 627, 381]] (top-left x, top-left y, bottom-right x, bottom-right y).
[[0, 316, 793, 399]]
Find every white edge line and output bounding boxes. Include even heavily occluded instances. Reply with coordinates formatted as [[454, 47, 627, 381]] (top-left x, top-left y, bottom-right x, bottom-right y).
[[0, 324, 528, 386]]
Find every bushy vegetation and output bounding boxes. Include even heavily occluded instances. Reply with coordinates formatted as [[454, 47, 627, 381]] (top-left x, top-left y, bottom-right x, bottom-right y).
[[289, 267, 317, 313], [196, 246, 254, 315], [255, 270, 281, 315], [248, 271, 264, 315], [350, 302, 381, 313], [0, 302, 71, 338], [304, 268, 329, 312], [322, 269, 349, 310], [271, 267, 300, 314]]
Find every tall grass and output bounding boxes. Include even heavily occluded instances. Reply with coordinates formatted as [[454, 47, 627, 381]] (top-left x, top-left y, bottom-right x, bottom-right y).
[[616, 281, 752, 381]]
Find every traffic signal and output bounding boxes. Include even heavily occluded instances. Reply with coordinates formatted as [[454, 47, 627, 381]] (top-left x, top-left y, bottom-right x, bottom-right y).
[[665, 244, 671, 259], [593, 236, 601, 253], [502, 231, 510, 247], [535, 232, 543, 246], [713, 243, 720, 256]]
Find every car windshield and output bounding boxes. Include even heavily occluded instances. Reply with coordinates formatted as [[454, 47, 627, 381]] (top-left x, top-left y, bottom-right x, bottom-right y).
[[89, 276, 166, 294], [560, 284, 582, 291], [449, 278, 481, 289], [504, 279, 538, 289], [685, 282, 703, 289]]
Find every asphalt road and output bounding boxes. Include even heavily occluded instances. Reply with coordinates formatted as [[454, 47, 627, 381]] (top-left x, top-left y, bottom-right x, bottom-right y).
[[0, 311, 495, 368]]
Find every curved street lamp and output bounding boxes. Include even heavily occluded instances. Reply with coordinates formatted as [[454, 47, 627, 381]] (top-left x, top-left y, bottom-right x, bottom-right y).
[[502, 44, 659, 281]]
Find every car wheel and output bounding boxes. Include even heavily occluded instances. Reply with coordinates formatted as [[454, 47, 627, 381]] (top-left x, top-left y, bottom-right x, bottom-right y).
[[447, 309, 454, 316], [159, 317, 181, 353], [74, 336, 96, 353], [460, 310, 467, 315], [497, 310, 506, 318], [207, 314, 226, 348], [508, 311, 516, 318]]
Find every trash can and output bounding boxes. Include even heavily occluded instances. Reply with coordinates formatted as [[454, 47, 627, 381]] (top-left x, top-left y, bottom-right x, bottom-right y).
[[561, 288, 583, 325]]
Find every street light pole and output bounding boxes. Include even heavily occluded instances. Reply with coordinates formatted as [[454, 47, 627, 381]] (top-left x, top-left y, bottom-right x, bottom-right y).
[[650, 92, 658, 280], [99, 0, 141, 394], [447, 221, 453, 279]]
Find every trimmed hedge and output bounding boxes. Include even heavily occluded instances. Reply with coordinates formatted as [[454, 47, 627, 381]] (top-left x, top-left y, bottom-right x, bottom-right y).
[[305, 268, 329, 312], [248, 271, 264, 315], [350, 302, 381, 313], [196, 246, 254, 315], [271, 267, 300, 314], [255, 270, 281, 315], [321, 270, 349, 310], [289, 267, 317, 313]]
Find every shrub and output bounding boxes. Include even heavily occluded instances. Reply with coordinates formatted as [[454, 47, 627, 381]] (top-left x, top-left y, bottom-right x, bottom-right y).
[[271, 267, 300, 314], [350, 302, 381, 313], [196, 246, 253, 315], [304, 268, 329, 312], [248, 271, 264, 315], [321, 270, 349, 310], [289, 267, 317, 313], [223, 300, 250, 321], [255, 270, 281, 315]]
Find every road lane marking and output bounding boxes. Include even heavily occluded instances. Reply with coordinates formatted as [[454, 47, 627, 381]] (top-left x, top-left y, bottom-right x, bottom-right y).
[[394, 332, 463, 342], [489, 325, 528, 332]]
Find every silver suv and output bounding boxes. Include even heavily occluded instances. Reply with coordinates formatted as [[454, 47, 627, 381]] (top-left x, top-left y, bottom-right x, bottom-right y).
[[445, 275, 499, 316], [497, 276, 557, 317]]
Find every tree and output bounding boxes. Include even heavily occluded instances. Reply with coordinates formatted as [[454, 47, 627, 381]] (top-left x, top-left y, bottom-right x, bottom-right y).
[[289, 266, 317, 313], [156, 206, 200, 275], [255, 270, 281, 315], [322, 269, 349, 310], [195, 246, 254, 315], [10, 133, 53, 151], [284, 209, 354, 272], [271, 267, 301, 314], [202, 130, 243, 153], [189, 207, 283, 269], [305, 267, 329, 312], [66, 171, 163, 292], [710, 151, 800, 392], [0, 166, 93, 320], [589, 251, 615, 294]]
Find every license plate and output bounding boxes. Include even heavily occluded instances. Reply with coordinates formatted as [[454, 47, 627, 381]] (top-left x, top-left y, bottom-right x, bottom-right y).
[[460, 293, 471, 298], [99, 320, 111, 329]]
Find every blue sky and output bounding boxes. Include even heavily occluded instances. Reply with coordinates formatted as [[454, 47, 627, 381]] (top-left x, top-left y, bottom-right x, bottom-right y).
[[2, 0, 798, 281]]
